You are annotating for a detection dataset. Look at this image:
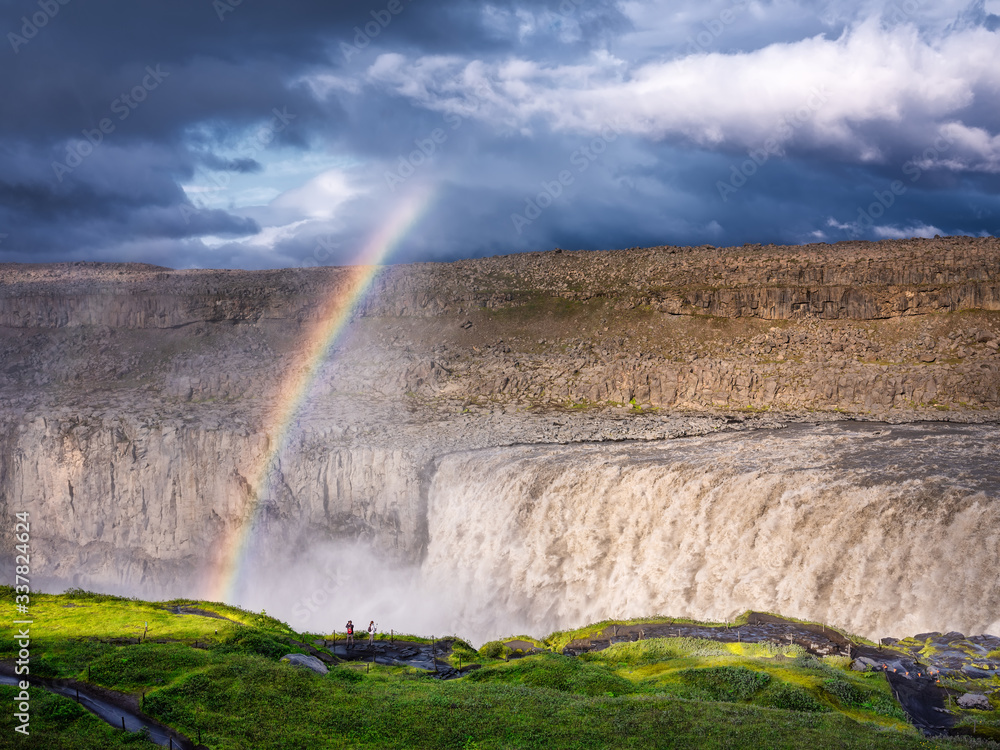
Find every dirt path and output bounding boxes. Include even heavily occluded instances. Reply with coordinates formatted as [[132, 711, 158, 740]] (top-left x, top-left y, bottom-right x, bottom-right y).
[[1, 672, 197, 748]]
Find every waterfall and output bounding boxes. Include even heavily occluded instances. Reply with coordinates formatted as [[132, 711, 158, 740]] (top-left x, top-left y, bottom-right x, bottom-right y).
[[420, 423, 1000, 642]]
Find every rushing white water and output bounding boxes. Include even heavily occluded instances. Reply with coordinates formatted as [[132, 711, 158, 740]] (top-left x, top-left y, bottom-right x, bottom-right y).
[[420, 423, 1000, 643]]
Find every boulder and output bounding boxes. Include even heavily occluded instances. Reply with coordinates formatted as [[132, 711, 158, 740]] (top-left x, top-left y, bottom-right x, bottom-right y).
[[957, 693, 992, 710], [281, 654, 329, 675], [851, 657, 878, 672]]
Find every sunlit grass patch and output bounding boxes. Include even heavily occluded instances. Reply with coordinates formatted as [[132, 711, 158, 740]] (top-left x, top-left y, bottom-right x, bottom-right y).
[[466, 652, 635, 697], [3, 588, 243, 643], [87, 642, 217, 691]]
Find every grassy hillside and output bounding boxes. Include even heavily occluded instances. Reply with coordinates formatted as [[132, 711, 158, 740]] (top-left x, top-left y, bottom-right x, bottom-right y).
[[1, 589, 996, 749]]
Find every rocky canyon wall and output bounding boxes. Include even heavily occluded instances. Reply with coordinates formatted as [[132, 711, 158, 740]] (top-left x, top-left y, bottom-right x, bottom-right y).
[[1, 236, 999, 637], [0, 415, 427, 598]]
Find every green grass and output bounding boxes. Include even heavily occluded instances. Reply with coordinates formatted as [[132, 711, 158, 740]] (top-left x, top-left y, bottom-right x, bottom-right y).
[[675, 665, 772, 702], [131, 655, 945, 749], [466, 652, 635, 697], [21, 588, 279, 644], [578, 637, 911, 730], [0, 590, 989, 749]]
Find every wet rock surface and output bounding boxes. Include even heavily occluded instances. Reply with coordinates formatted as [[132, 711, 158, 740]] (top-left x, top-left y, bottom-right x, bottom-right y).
[[324, 638, 466, 678], [890, 632, 1000, 680]]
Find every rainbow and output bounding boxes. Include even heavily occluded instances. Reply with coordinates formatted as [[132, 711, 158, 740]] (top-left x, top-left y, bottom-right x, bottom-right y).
[[205, 187, 436, 603]]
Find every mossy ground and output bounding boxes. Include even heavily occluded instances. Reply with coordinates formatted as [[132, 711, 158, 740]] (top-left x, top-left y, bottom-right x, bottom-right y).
[[1, 589, 995, 749]]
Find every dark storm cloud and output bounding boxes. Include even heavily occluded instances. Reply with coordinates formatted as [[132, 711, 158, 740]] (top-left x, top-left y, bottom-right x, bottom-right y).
[[0, 0, 631, 264], [0, 0, 997, 267]]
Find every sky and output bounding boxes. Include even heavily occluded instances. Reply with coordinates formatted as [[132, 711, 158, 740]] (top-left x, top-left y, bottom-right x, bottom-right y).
[[0, 0, 999, 269]]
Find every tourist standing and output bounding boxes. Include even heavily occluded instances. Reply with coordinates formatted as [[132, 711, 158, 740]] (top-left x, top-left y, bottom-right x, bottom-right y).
[[368, 620, 376, 646], [345, 620, 354, 649]]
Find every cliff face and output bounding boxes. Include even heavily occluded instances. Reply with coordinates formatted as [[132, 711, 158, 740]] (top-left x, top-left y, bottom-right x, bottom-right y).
[[0, 237, 999, 613], [358, 236, 1000, 321], [0, 264, 351, 328], [0, 411, 428, 590], [2, 237, 999, 414], [3, 236, 999, 330]]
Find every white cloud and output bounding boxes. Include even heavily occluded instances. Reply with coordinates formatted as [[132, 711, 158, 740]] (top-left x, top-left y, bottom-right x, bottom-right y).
[[349, 17, 1000, 171], [826, 217, 944, 240], [872, 223, 944, 239], [189, 166, 371, 263], [268, 169, 360, 220]]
